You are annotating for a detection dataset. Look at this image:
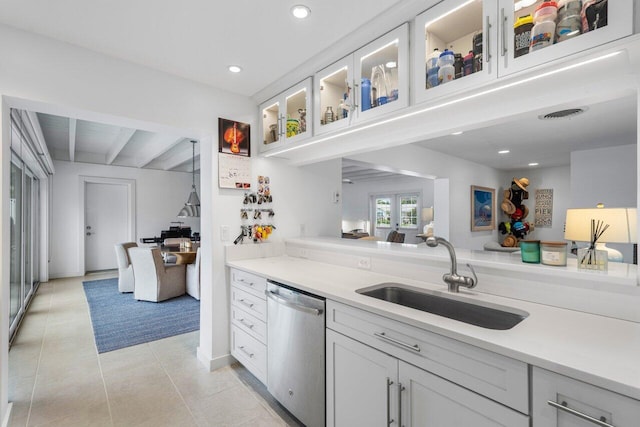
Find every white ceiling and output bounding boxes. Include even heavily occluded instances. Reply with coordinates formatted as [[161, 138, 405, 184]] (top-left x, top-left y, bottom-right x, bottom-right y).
[[0, 0, 401, 98], [36, 112, 200, 172]]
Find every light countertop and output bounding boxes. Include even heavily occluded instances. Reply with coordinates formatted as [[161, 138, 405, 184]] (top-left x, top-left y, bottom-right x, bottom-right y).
[[227, 254, 640, 401]]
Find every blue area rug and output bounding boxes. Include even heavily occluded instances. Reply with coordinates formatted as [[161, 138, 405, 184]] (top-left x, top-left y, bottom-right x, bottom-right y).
[[83, 278, 200, 353]]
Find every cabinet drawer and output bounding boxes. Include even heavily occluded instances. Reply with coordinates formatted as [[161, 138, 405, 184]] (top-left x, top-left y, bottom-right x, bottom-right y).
[[327, 300, 528, 414], [231, 268, 267, 299], [231, 304, 267, 344], [231, 325, 267, 384], [532, 367, 640, 427], [231, 286, 267, 321]]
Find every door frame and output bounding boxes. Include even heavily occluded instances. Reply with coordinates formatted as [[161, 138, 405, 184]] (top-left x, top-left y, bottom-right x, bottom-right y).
[[79, 176, 136, 274], [369, 190, 422, 240]]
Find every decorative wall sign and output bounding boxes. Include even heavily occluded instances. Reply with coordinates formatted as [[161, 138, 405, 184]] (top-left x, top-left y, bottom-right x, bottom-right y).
[[470, 185, 495, 231], [534, 188, 554, 227], [218, 153, 251, 189], [218, 118, 250, 156]]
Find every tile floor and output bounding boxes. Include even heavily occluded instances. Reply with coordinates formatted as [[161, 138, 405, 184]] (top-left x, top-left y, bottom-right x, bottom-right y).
[[8, 273, 300, 427]]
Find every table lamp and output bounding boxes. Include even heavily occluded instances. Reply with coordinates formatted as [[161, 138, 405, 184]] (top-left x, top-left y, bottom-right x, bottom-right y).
[[422, 207, 434, 235], [564, 208, 637, 264]]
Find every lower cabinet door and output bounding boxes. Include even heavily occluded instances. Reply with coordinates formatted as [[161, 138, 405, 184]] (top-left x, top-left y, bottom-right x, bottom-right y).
[[326, 329, 398, 427], [532, 367, 640, 427], [399, 361, 530, 427]]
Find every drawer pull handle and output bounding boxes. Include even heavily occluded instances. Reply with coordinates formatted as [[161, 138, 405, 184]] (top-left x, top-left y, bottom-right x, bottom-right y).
[[239, 278, 255, 286], [547, 400, 615, 427], [374, 332, 420, 353], [238, 345, 254, 358], [238, 299, 254, 308], [239, 318, 254, 329]]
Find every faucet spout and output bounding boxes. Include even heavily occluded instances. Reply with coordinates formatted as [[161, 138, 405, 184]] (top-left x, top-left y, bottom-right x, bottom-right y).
[[425, 236, 477, 293]]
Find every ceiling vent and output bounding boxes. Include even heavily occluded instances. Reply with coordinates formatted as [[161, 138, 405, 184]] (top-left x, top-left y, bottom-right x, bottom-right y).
[[539, 108, 587, 120]]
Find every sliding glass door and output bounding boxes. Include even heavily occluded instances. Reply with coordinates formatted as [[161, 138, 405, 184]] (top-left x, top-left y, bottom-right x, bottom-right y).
[[9, 118, 41, 340], [10, 155, 23, 331]]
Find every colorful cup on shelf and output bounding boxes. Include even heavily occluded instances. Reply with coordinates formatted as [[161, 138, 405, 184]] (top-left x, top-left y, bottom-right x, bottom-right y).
[[286, 119, 299, 137]]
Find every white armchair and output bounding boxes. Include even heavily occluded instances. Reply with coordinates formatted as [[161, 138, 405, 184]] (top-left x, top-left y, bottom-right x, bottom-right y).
[[114, 242, 137, 293], [186, 247, 200, 300], [129, 247, 186, 302]]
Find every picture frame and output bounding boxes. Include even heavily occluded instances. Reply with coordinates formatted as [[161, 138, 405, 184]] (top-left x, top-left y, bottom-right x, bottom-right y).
[[218, 118, 250, 156], [470, 185, 495, 231]]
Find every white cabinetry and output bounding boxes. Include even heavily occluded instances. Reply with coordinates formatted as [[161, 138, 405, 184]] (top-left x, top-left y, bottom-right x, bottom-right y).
[[532, 367, 640, 427], [314, 23, 409, 135], [413, 0, 634, 104], [229, 268, 268, 383], [259, 78, 312, 154], [326, 300, 530, 426]]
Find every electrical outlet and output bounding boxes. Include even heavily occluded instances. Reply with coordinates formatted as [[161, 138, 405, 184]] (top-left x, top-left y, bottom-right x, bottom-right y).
[[357, 256, 371, 270], [220, 225, 230, 242], [299, 248, 309, 259]]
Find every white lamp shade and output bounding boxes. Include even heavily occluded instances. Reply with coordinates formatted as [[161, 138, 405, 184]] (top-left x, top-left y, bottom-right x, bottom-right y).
[[421, 207, 434, 223], [564, 208, 637, 243]]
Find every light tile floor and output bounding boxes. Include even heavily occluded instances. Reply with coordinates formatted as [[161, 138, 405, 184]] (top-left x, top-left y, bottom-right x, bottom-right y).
[[8, 273, 299, 427]]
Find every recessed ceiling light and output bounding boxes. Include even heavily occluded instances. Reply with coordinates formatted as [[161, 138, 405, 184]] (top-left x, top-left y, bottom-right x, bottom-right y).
[[528, 162, 539, 166], [228, 65, 242, 73], [498, 150, 510, 154], [385, 61, 397, 69], [451, 131, 463, 135], [291, 5, 311, 19]]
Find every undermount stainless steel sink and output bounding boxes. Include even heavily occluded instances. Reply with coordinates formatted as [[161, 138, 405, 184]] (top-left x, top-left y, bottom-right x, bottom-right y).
[[356, 283, 528, 330]]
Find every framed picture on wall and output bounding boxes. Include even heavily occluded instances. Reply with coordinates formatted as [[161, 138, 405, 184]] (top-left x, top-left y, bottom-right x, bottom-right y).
[[218, 118, 250, 156], [470, 185, 495, 231]]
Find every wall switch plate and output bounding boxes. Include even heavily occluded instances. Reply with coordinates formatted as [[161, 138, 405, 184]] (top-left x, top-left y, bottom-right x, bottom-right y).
[[357, 256, 371, 270], [220, 225, 230, 242]]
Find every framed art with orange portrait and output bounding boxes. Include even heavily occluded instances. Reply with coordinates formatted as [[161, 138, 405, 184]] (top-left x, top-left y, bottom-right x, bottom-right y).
[[218, 118, 250, 156]]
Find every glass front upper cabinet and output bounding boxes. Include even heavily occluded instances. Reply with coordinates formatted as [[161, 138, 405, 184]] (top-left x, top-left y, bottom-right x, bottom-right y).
[[315, 23, 409, 135], [414, 0, 633, 104], [259, 78, 312, 153]]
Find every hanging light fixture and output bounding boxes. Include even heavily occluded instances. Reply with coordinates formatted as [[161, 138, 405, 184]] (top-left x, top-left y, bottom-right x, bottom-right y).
[[177, 140, 200, 217]]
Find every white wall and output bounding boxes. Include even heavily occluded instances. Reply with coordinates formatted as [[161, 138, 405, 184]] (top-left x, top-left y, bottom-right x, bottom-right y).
[[349, 144, 503, 250], [570, 144, 637, 262], [342, 175, 434, 244], [501, 165, 571, 243], [0, 23, 341, 420], [49, 160, 200, 278]]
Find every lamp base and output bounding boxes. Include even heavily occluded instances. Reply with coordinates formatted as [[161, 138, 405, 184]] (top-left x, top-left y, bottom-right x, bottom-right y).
[[595, 242, 624, 263]]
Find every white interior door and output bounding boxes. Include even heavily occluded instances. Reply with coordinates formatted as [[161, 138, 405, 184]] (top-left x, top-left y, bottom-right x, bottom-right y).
[[85, 182, 129, 272]]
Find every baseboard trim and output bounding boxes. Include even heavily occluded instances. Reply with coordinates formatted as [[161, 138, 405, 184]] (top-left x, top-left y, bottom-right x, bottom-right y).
[[197, 347, 234, 372], [2, 402, 13, 427]]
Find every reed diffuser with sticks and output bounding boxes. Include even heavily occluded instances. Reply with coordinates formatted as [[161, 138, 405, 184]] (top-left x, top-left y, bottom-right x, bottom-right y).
[[577, 219, 609, 271]]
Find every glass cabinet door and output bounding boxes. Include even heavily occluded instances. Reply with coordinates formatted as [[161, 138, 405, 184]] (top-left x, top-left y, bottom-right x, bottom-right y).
[[355, 23, 409, 121], [499, 0, 633, 75], [261, 100, 281, 147], [414, 0, 498, 105], [284, 78, 312, 143], [314, 56, 354, 135]]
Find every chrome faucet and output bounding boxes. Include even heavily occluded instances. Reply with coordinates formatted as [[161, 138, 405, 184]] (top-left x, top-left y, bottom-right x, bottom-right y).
[[426, 236, 478, 293]]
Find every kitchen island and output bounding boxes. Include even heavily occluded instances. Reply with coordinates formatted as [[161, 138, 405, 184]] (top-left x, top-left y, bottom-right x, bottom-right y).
[[226, 238, 640, 425]]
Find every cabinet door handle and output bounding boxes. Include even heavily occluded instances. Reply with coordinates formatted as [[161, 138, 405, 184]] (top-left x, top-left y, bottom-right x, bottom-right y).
[[238, 318, 254, 329], [500, 8, 507, 57], [238, 345, 254, 358], [375, 332, 421, 353], [485, 15, 492, 63], [398, 382, 405, 427], [386, 377, 395, 425], [238, 298, 254, 309], [239, 278, 255, 287], [547, 400, 615, 427]]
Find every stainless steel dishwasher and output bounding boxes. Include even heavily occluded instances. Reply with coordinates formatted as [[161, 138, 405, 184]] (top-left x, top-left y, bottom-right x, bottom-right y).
[[266, 280, 325, 427]]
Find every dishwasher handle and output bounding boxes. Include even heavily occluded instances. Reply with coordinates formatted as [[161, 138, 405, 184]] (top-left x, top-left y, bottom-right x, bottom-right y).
[[266, 290, 324, 316]]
